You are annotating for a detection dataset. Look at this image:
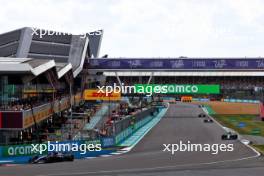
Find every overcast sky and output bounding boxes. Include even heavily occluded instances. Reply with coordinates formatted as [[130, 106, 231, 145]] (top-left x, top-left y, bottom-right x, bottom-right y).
[[1, 0, 264, 57]]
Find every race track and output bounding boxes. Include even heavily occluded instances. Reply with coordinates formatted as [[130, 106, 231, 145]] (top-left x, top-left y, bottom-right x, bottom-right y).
[[0, 103, 263, 176]]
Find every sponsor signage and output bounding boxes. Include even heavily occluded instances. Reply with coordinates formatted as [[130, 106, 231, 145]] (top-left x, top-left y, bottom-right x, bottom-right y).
[[134, 84, 220, 94], [0, 140, 102, 157], [88, 58, 264, 70], [83, 140, 101, 146], [181, 96, 193, 102], [238, 122, 246, 128], [101, 137, 115, 148], [223, 99, 259, 104], [2, 143, 47, 157], [83, 89, 121, 101]]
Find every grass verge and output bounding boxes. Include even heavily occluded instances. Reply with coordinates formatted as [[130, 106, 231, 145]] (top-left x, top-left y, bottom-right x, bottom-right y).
[[212, 114, 264, 136], [252, 145, 264, 155]]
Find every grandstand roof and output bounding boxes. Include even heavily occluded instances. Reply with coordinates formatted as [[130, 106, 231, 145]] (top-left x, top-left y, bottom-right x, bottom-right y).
[[0, 27, 103, 78], [0, 57, 55, 75]]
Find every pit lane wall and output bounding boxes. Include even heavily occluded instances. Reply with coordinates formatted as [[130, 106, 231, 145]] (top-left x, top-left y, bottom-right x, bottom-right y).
[[0, 106, 162, 163], [114, 107, 160, 144], [97, 106, 162, 147]]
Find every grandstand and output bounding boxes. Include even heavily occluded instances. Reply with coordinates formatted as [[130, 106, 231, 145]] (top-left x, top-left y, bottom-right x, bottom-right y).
[[90, 58, 264, 100], [104, 76, 264, 100], [0, 27, 103, 144]]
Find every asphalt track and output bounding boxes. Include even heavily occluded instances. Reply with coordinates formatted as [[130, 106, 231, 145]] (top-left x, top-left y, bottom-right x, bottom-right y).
[[0, 103, 263, 176]]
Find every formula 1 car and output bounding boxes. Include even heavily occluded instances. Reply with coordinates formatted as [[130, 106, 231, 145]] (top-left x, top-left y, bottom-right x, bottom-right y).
[[241, 139, 252, 145], [221, 132, 238, 140], [203, 118, 213, 123], [175, 97, 181, 101], [198, 113, 206, 118], [29, 152, 74, 164]]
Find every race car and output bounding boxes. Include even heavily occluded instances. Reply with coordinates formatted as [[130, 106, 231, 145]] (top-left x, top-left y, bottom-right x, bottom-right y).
[[175, 97, 181, 101], [240, 139, 252, 145], [221, 132, 238, 140], [203, 118, 213, 123], [29, 152, 74, 164], [198, 113, 206, 118]]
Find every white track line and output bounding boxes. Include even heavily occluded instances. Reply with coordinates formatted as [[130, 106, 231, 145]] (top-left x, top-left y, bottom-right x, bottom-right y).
[[37, 154, 262, 176]]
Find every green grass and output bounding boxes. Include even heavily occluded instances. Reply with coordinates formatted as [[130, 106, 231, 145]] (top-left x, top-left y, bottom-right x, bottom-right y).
[[212, 114, 264, 136], [252, 145, 264, 154], [203, 105, 216, 115]]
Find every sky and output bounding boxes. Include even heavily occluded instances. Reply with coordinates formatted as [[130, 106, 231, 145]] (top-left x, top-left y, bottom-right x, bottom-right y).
[[0, 0, 264, 58]]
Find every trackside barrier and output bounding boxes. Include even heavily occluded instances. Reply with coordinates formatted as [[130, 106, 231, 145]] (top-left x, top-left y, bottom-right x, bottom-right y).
[[1, 143, 48, 157], [223, 99, 259, 104], [101, 137, 115, 148], [114, 107, 162, 145], [193, 98, 210, 102], [0, 140, 101, 157], [0, 139, 115, 164], [193, 98, 259, 103], [115, 116, 153, 144], [114, 108, 156, 135]]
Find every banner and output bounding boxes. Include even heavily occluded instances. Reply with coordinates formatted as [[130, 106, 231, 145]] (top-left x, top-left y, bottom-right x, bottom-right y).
[[101, 137, 115, 148], [223, 99, 259, 103], [83, 89, 121, 101], [2, 143, 48, 157], [0, 140, 102, 158], [134, 84, 220, 94], [88, 58, 264, 70]]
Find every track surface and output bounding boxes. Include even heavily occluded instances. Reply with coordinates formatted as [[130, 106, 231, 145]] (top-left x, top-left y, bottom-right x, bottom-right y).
[[0, 103, 263, 176]]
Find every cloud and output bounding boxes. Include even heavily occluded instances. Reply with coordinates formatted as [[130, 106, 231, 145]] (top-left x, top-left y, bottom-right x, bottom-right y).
[[0, 0, 263, 57]]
